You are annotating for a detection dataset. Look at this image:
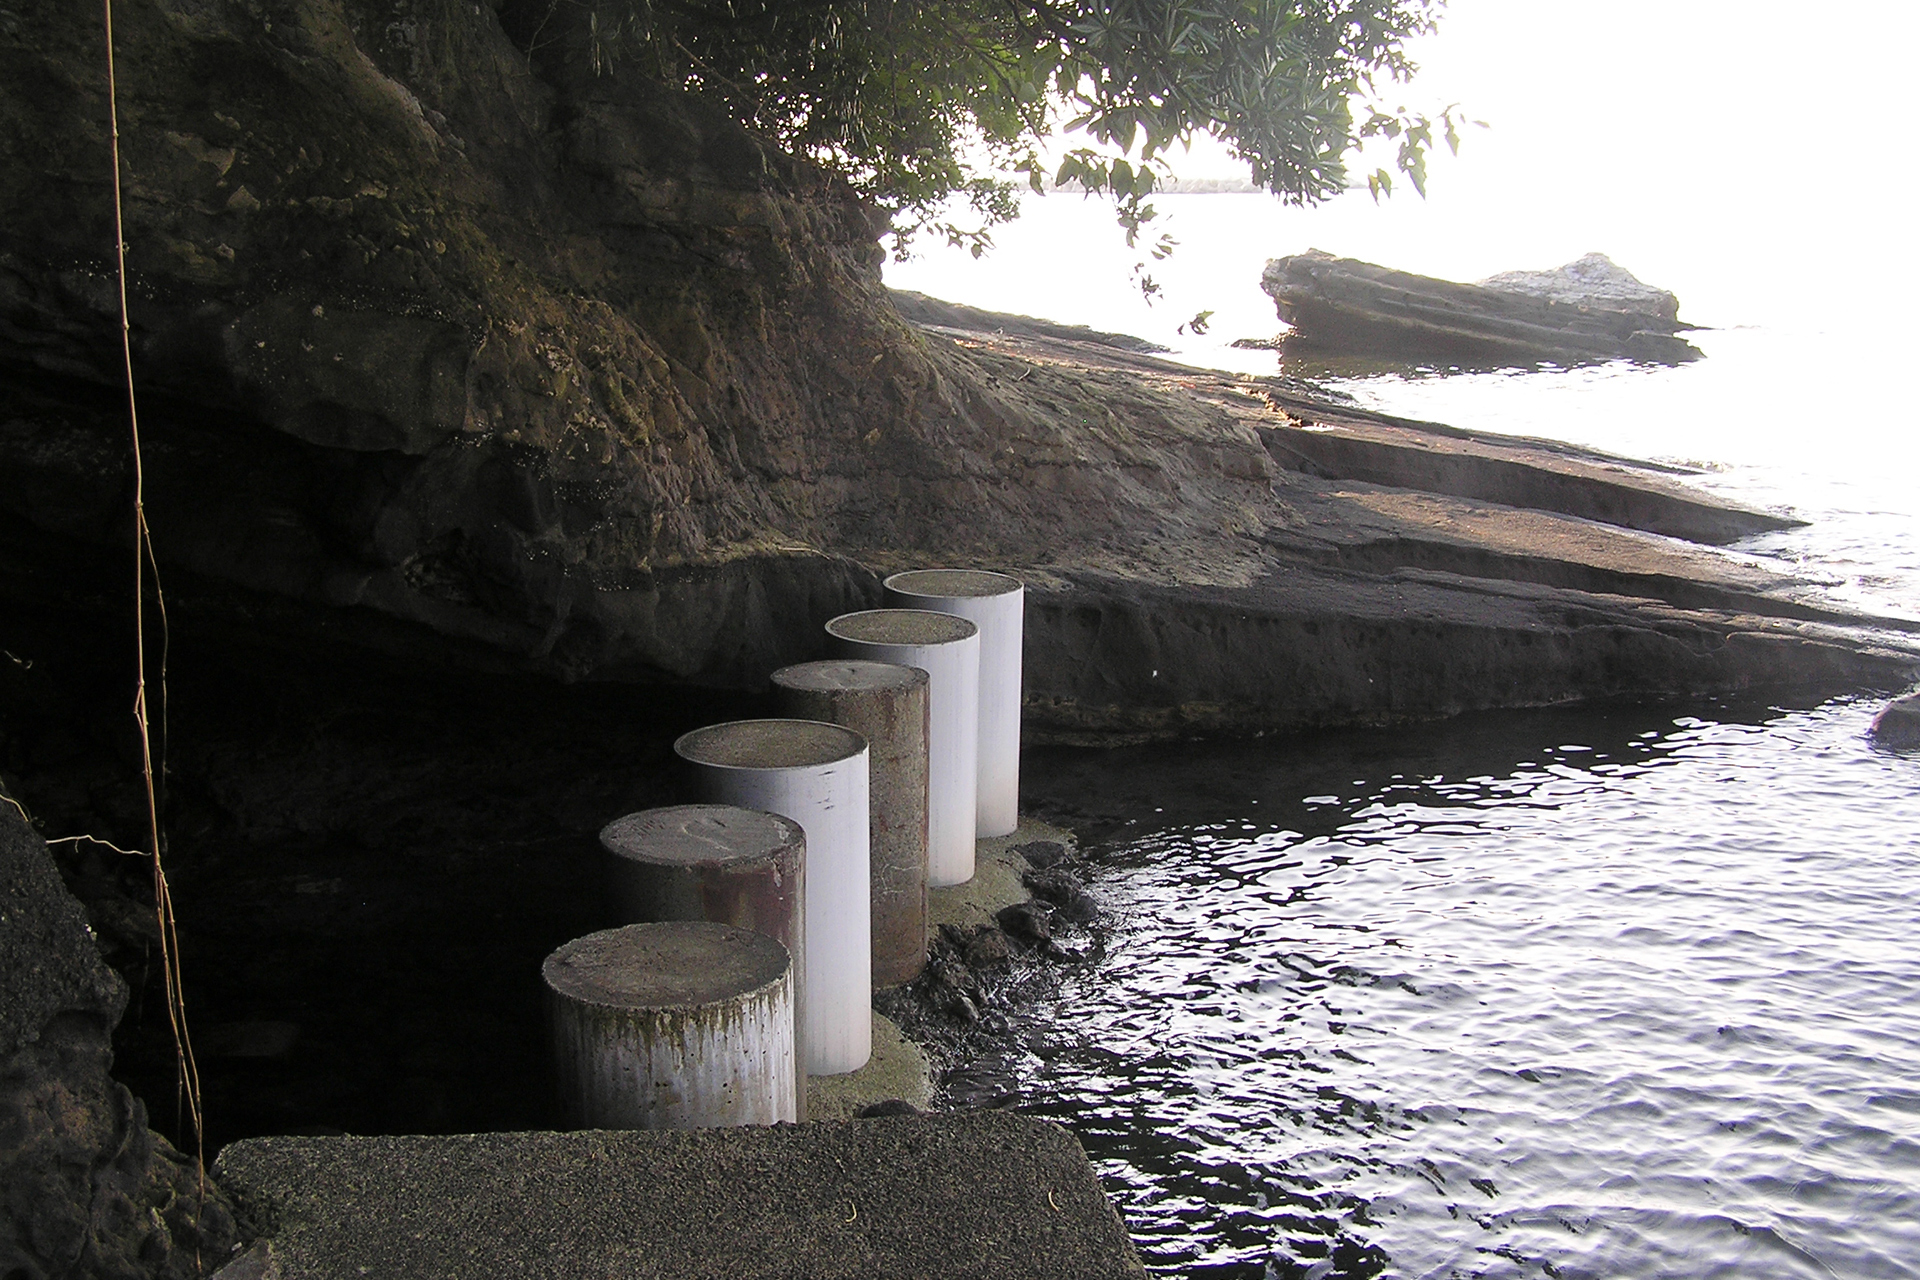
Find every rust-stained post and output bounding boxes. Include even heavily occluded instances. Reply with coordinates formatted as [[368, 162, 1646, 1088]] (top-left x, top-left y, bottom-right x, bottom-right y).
[[771, 660, 930, 987], [599, 805, 808, 1116], [544, 922, 796, 1129]]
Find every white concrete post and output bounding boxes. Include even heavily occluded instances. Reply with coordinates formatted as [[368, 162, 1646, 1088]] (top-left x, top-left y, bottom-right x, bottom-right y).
[[883, 570, 1025, 838], [673, 720, 872, 1077], [544, 921, 796, 1129], [825, 610, 979, 886]]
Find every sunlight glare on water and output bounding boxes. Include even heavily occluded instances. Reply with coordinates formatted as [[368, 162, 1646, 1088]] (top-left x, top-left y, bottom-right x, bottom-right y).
[[1015, 700, 1920, 1278]]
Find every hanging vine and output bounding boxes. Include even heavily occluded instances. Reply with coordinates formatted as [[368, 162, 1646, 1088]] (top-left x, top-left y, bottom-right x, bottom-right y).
[[101, 0, 206, 1218]]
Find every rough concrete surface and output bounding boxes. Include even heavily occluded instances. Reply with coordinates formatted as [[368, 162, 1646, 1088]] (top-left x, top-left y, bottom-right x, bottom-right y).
[[212, 1112, 1146, 1280], [929, 818, 1075, 934], [806, 1013, 932, 1121]]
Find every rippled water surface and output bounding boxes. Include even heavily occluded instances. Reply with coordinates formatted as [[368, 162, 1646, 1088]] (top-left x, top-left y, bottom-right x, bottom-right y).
[[1012, 699, 1920, 1278]]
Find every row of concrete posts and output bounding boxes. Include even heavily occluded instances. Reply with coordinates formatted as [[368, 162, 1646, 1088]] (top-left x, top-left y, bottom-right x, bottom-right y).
[[541, 570, 1025, 1128]]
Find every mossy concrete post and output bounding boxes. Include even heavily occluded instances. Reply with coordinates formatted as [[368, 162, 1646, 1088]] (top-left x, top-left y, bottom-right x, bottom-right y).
[[599, 805, 808, 1116], [825, 610, 980, 887], [674, 720, 872, 1077], [771, 661, 930, 987], [544, 922, 796, 1129], [884, 569, 1025, 838]]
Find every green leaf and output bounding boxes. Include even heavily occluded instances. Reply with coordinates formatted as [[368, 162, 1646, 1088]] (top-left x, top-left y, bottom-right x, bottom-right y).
[[617, 0, 1455, 257]]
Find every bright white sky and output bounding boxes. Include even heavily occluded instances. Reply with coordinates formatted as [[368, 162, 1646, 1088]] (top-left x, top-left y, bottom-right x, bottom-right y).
[[890, 0, 1920, 333], [1347, 0, 1920, 319]]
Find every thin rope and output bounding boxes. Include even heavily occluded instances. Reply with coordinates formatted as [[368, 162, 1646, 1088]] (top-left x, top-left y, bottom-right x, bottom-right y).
[[103, 0, 205, 1212]]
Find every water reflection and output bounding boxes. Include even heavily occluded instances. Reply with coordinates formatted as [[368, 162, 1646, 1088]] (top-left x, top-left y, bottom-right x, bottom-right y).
[[1003, 697, 1920, 1278]]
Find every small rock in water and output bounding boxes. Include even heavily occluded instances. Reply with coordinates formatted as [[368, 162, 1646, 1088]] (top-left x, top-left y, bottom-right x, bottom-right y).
[[997, 899, 1054, 945], [964, 927, 1012, 970], [1869, 692, 1920, 748], [921, 942, 989, 1025], [1022, 867, 1098, 923]]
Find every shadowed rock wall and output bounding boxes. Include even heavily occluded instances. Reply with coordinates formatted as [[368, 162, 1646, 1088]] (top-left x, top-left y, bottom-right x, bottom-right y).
[[3, 0, 933, 685], [1, 801, 238, 1278], [2, 0, 1913, 736]]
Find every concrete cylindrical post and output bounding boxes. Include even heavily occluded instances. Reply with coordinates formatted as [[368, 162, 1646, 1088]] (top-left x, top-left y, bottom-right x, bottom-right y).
[[884, 569, 1025, 839], [771, 661, 929, 987], [599, 805, 808, 1114], [544, 921, 796, 1129], [824, 610, 979, 887], [674, 720, 871, 1076]]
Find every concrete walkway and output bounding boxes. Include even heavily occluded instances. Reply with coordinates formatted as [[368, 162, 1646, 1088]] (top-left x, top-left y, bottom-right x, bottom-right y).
[[211, 1112, 1144, 1279]]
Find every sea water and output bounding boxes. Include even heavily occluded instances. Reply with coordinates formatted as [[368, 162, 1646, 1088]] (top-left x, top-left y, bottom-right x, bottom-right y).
[[887, 183, 1920, 1276], [1013, 698, 1920, 1278]]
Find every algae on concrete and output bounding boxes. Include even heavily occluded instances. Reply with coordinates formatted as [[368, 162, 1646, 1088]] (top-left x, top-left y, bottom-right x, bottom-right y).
[[805, 1013, 931, 1120], [929, 817, 1077, 933], [814, 816, 1079, 1119]]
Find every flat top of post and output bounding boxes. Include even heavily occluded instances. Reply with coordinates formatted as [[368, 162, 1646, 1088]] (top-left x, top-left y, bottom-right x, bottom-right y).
[[885, 569, 1023, 599], [675, 719, 866, 770], [543, 922, 789, 1009], [827, 609, 977, 647], [600, 805, 803, 868], [771, 659, 929, 695]]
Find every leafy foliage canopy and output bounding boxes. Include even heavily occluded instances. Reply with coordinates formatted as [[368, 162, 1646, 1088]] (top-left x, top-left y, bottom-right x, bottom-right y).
[[587, 1, 1460, 253]]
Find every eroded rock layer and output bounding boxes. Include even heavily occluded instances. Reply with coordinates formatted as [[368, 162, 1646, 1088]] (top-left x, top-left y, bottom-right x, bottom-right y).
[[2, 0, 1912, 744]]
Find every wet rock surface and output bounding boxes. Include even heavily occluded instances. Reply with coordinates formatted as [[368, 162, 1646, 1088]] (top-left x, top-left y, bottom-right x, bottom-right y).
[[877, 839, 1105, 1112], [1022, 867, 1099, 924], [995, 900, 1055, 947]]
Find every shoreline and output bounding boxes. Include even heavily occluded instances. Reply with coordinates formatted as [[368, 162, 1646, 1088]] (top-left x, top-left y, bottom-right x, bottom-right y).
[[809, 816, 1084, 1121]]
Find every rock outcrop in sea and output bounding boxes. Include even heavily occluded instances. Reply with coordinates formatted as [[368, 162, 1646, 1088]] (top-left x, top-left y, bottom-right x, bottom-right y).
[[1261, 250, 1704, 365]]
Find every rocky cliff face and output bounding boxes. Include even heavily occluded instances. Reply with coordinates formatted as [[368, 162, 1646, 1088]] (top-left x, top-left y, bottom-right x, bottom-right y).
[[3, 0, 908, 687], [1, 800, 238, 1278], [0, 0, 1268, 693], [4, 0, 1911, 739]]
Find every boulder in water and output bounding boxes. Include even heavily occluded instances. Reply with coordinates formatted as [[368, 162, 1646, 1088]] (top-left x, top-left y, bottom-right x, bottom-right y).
[[1261, 250, 1703, 366], [1869, 692, 1920, 747]]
